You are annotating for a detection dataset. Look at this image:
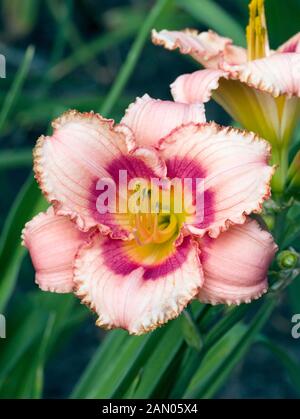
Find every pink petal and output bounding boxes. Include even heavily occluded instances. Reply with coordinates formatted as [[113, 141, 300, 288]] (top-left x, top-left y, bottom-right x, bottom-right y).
[[34, 110, 135, 231], [224, 53, 300, 98], [172, 53, 300, 104], [171, 69, 225, 104], [74, 235, 203, 335], [121, 94, 205, 147], [22, 207, 88, 293], [152, 29, 246, 68], [172, 61, 300, 147], [34, 110, 167, 239], [159, 123, 274, 238], [198, 218, 277, 305], [278, 32, 300, 53]]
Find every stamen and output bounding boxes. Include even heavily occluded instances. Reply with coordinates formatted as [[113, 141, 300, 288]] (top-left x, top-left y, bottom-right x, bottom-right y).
[[246, 0, 270, 60], [131, 185, 181, 246]]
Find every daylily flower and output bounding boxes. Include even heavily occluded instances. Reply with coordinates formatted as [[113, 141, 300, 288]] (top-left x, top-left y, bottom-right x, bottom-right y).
[[152, 0, 300, 193], [22, 96, 276, 335]]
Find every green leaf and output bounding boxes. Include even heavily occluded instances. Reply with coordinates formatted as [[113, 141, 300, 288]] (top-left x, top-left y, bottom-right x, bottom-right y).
[[99, 0, 173, 116], [0, 292, 84, 398], [0, 303, 48, 388], [48, 23, 141, 82], [258, 337, 300, 396], [72, 331, 150, 399], [71, 329, 129, 398], [131, 319, 184, 399], [0, 45, 34, 134], [0, 175, 47, 312], [0, 149, 32, 169], [17, 313, 56, 399], [170, 304, 250, 398], [184, 298, 276, 398], [181, 309, 203, 351], [185, 323, 246, 396], [176, 0, 245, 46]]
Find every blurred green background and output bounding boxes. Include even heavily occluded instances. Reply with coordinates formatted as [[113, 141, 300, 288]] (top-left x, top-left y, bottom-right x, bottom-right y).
[[0, 0, 300, 399]]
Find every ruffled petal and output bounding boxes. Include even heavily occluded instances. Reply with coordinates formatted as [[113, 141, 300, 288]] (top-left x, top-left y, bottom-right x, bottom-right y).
[[121, 94, 205, 147], [34, 110, 135, 231], [171, 69, 225, 104], [159, 123, 274, 238], [172, 61, 300, 147], [22, 207, 88, 293], [278, 32, 300, 53], [198, 218, 277, 305], [224, 53, 300, 98], [219, 54, 300, 146], [74, 235, 203, 335], [152, 29, 246, 68]]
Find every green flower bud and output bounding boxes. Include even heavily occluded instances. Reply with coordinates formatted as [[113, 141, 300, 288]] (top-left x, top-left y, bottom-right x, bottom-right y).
[[277, 250, 299, 269]]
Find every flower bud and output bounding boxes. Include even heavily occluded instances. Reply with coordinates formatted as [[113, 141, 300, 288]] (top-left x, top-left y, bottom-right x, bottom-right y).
[[277, 249, 299, 269]]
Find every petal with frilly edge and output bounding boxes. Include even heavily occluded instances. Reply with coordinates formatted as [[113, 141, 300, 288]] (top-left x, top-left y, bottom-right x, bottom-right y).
[[159, 123, 274, 238], [22, 207, 89, 293], [172, 53, 300, 101], [74, 235, 203, 335], [224, 53, 300, 98], [33, 110, 167, 237], [170, 70, 279, 142], [171, 69, 225, 104], [152, 29, 246, 69], [197, 218, 277, 305], [219, 54, 300, 145], [33, 110, 135, 231], [121, 94, 206, 147], [278, 32, 300, 53], [171, 60, 300, 146]]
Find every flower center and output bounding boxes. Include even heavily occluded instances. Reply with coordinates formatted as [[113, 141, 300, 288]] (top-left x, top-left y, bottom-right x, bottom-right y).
[[246, 0, 270, 60], [130, 183, 183, 246], [133, 213, 179, 245]]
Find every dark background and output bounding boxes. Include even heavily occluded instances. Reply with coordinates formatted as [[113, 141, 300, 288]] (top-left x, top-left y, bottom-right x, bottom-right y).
[[0, 0, 300, 398]]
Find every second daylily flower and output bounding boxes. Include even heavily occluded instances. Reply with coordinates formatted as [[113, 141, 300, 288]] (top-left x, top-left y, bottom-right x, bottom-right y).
[[22, 96, 276, 335], [152, 0, 300, 193]]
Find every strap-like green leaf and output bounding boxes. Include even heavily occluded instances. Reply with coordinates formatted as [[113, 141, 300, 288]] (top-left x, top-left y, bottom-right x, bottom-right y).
[[184, 298, 276, 398], [0, 45, 34, 134]]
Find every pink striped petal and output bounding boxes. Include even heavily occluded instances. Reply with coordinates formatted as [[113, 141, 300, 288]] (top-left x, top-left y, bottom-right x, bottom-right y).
[[74, 235, 203, 335], [22, 207, 88, 293], [198, 218, 277, 305], [172, 53, 300, 105], [171, 69, 225, 104], [225, 53, 300, 98], [152, 29, 246, 68], [159, 123, 274, 238], [121, 94, 205, 147], [278, 32, 300, 53], [34, 110, 135, 231], [171, 60, 300, 147]]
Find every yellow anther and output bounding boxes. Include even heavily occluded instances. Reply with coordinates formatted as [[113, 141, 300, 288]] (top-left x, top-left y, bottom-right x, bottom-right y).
[[246, 0, 270, 60]]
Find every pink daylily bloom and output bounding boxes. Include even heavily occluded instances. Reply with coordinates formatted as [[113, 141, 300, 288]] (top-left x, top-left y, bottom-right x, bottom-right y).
[[152, 0, 300, 192], [22, 97, 276, 335]]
